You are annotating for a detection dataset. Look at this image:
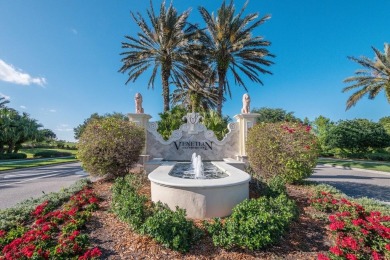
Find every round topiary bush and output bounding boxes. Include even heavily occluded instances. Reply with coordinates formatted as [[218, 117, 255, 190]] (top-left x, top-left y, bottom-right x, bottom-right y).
[[246, 122, 318, 183], [77, 117, 145, 178]]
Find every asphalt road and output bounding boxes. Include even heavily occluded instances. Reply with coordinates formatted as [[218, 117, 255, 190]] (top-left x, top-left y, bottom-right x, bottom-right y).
[[309, 164, 390, 204], [0, 162, 87, 209]]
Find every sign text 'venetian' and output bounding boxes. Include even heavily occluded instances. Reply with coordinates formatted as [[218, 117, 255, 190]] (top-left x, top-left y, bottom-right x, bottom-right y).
[[173, 141, 213, 151]]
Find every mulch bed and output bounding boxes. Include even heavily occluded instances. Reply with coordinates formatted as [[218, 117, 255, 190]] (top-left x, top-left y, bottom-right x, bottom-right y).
[[85, 179, 332, 259]]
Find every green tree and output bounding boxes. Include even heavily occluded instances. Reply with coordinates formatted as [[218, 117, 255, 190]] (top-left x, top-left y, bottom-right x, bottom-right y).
[[311, 116, 334, 153], [0, 97, 9, 108], [251, 107, 301, 123], [198, 0, 274, 115], [171, 85, 220, 113], [343, 43, 390, 110], [379, 116, 390, 135], [119, 1, 199, 112], [325, 119, 390, 153], [0, 108, 42, 153], [74, 112, 128, 140]]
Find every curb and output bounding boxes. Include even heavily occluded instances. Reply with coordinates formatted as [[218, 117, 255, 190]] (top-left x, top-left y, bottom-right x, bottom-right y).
[[321, 164, 390, 177]]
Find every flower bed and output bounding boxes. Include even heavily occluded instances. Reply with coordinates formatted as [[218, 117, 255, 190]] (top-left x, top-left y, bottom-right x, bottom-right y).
[[0, 187, 101, 259], [311, 191, 390, 259]]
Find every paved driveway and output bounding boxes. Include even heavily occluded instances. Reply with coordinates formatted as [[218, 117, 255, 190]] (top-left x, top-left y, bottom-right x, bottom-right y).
[[0, 162, 87, 209], [309, 165, 390, 204]]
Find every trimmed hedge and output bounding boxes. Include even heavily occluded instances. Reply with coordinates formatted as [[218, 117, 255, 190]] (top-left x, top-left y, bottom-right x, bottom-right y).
[[0, 153, 27, 160], [33, 151, 73, 158]]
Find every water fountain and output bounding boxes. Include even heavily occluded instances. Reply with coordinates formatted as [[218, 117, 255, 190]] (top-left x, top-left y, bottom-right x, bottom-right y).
[[148, 154, 251, 219]]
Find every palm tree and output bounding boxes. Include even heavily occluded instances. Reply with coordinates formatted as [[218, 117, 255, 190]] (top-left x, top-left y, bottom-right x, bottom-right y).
[[198, 0, 274, 115], [171, 65, 222, 112], [0, 97, 9, 108], [119, 1, 200, 112], [343, 43, 390, 110]]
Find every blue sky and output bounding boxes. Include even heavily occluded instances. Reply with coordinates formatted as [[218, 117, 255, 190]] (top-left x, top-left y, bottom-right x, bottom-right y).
[[0, 0, 389, 142]]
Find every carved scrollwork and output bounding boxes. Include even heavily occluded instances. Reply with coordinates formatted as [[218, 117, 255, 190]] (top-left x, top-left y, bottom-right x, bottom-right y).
[[148, 122, 158, 131]]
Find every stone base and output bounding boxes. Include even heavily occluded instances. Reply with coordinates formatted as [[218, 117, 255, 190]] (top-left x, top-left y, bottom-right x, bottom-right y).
[[148, 161, 250, 219]]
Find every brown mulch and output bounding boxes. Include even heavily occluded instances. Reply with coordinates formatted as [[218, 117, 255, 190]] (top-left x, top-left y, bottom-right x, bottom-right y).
[[85, 178, 332, 260]]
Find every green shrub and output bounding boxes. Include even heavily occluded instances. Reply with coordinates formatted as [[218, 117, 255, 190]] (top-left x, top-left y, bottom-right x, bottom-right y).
[[77, 117, 145, 178], [246, 122, 319, 183], [365, 152, 390, 161], [111, 176, 150, 231], [0, 153, 27, 160], [157, 106, 187, 140], [201, 110, 230, 141], [141, 203, 202, 253], [205, 194, 298, 250], [33, 151, 72, 158]]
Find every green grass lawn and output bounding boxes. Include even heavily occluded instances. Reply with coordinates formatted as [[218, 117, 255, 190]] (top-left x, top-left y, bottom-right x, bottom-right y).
[[19, 148, 77, 158], [0, 157, 78, 171], [318, 158, 390, 173]]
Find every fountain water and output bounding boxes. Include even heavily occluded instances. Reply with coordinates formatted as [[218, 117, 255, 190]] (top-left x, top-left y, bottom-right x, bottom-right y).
[[191, 153, 205, 179]]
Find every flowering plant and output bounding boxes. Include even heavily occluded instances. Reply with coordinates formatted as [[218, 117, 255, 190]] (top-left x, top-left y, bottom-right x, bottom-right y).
[[311, 192, 390, 259], [0, 186, 101, 259]]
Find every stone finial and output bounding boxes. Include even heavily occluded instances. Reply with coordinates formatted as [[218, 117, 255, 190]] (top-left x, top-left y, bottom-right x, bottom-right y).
[[241, 93, 250, 114], [135, 93, 144, 114]]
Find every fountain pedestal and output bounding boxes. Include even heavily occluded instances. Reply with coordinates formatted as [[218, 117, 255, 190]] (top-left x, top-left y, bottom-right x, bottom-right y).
[[148, 161, 250, 219]]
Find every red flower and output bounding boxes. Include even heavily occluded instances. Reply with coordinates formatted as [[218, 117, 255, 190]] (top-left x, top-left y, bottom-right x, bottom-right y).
[[385, 244, 390, 251], [329, 221, 345, 231], [360, 228, 369, 235], [88, 197, 98, 204], [21, 245, 35, 258], [341, 236, 358, 251], [79, 247, 102, 260], [0, 229, 6, 238], [372, 251, 382, 260], [317, 253, 330, 260], [329, 246, 343, 256], [346, 254, 358, 260]]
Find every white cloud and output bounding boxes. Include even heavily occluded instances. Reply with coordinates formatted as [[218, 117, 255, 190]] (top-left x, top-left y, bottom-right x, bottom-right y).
[[49, 109, 56, 113], [20, 105, 26, 109], [0, 92, 10, 100], [0, 59, 46, 86]]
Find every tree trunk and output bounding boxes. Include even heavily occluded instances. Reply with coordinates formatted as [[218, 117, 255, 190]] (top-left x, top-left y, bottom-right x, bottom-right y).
[[216, 70, 226, 116], [162, 66, 171, 112], [0, 143, 4, 154], [6, 143, 14, 154], [14, 143, 22, 153]]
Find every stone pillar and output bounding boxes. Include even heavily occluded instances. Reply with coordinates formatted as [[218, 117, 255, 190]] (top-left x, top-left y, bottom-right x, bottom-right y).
[[128, 113, 152, 163], [233, 113, 259, 162]]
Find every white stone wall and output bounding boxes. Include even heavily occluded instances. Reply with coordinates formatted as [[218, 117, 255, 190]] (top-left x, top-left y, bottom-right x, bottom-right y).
[[146, 119, 239, 161]]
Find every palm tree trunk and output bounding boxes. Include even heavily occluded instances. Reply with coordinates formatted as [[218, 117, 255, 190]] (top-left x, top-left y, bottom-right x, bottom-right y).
[[217, 70, 226, 115], [162, 66, 171, 112]]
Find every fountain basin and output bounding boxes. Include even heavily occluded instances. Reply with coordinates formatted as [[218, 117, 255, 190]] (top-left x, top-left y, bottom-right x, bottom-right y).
[[148, 161, 251, 219]]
